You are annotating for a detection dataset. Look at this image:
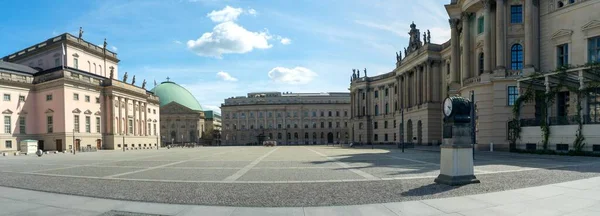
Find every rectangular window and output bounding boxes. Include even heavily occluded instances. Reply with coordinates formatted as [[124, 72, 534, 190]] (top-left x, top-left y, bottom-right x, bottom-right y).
[[3, 94, 10, 101], [4, 116, 11, 133], [73, 93, 79, 101], [55, 58, 60, 67], [336, 111, 339, 117], [19, 116, 25, 134], [19, 95, 25, 102], [394, 120, 397, 128], [154, 124, 157, 135], [74, 115, 80, 132], [344, 111, 348, 117], [557, 44, 569, 67], [328, 122, 332, 128], [385, 89, 389, 96], [5, 140, 12, 148], [477, 16, 484, 34], [47, 116, 53, 133], [46, 94, 53, 101], [510, 5, 523, 23], [336, 122, 340, 128], [74, 58, 78, 69], [85, 95, 90, 102], [362, 92, 365, 100], [128, 119, 133, 134], [374, 121, 378, 129], [374, 90, 379, 98], [85, 116, 90, 133], [384, 134, 388, 141], [96, 117, 101, 133], [588, 36, 600, 63], [384, 121, 388, 129], [507, 86, 518, 106]]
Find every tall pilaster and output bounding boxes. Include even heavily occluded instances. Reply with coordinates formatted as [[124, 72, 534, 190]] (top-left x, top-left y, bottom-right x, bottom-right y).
[[461, 12, 471, 82], [496, 0, 506, 69], [426, 61, 433, 102], [449, 18, 460, 83], [483, 0, 492, 73], [524, 0, 534, 68]]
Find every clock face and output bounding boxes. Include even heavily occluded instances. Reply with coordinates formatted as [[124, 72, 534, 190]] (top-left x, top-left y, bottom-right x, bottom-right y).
[[443, 98, 453, 117]]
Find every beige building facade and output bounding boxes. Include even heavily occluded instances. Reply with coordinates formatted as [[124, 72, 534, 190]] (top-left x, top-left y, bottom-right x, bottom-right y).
[[349, 0, 599, 150], [221, 92, 350, 145], [0, 33, 160, 152]]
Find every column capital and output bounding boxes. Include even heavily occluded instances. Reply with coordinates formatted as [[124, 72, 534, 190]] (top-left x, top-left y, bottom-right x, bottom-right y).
[[449, 18, 460, 28], [461, 12, 471, 21], [481, 0, 492, 9]]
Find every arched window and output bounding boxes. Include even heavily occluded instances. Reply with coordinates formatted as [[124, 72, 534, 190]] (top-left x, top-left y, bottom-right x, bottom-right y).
[[558, 1, 564, 7], [374, 104, 379, 116], [446, 63, 450, 74], [478, 53, 484, 74], [385, 103, 389, 114], [511, 44, 523, 70], [362, 106, 366, 116], [313, 132, 317, 139], [294, 132, 298, 139], [250, 125, 254, 129], [269, 133, 273, 139], [304, 133, 309, 139], [294, 124, 298, 128], [278, 124, 282, 129], [321, 132, 324, 138], [287, 133, 291, 139], [304, 124, 308, 128], [277, 133, 282, 139]]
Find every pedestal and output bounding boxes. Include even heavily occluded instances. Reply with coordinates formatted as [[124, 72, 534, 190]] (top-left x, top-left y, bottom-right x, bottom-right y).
[[435, 124, 480, 186]]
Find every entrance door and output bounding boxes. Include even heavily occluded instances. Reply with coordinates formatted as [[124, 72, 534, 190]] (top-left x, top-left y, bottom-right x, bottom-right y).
[[38, 140, 44, 150], [96, 139, 102, 150], [56, 139, 63, 152], [327, 132, 334, 144], [75, 139, 81, 151]]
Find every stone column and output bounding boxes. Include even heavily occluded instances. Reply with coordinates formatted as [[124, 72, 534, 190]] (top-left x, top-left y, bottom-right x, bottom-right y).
[[449, 18, 460, 83], [427, 61, 433, 102], [496, 0, 506, 69], [124, 98, 128, 135], [461, 12, 471, 82], [524, 0, 534, 68], [483, 0, 492, 73]]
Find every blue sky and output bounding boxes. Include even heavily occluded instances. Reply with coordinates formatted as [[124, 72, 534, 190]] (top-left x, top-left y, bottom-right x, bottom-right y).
[[0, 0, 450, 112]]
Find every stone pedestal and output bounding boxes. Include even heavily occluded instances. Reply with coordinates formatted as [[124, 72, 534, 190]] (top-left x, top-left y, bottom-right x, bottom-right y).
[[435, 124, 480, 186]]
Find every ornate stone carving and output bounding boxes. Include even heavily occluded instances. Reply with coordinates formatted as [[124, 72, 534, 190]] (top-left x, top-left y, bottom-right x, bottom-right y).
[[481, 0, 492, 9], [448, 18, 459, 29]]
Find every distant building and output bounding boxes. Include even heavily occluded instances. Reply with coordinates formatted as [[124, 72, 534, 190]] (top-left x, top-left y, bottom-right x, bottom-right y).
[[203, 110, 222, 145], [151, 80, 205, 146], [221, 92, 350, 145], [0, 33, 160, 152]]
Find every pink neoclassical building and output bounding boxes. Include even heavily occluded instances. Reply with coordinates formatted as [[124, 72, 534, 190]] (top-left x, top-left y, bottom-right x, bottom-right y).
[[0, 33, 160, 152]]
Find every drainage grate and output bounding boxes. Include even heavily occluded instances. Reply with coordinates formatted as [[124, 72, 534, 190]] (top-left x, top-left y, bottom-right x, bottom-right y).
[[98, 210, 170, 216]]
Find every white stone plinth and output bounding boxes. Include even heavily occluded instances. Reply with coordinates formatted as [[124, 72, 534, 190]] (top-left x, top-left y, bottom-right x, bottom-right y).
[[435, 124, 480, 186]]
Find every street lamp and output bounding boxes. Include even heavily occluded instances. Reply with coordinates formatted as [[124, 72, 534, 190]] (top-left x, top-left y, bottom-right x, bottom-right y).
[[72, 129, 76, 155]]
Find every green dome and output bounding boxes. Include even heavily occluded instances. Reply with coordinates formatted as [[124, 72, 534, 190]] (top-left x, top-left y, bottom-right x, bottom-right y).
[[150, 81, 203, 111]]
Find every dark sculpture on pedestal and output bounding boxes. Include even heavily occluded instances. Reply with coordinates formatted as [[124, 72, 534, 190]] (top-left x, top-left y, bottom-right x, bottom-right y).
[[427, 30, 431, 44], [363, 68, 367, 77], [142, 79, 147, 89], [123, 72, 128, 82], [132, 75, 136, 85], [78, 27, 84, 42]]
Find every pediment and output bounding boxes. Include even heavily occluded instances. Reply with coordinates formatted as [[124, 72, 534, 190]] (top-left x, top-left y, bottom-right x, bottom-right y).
[[45, 109, 54, 114], [551, 29, 573, 40], [94, 111, 101, 116], [2, 109, 13, 114], [72, 53, 79, 58], [18, 111, 28, 115], [160, 102, 199, 114], [582, 20, 600, 32], [72, 108, 81, 114], [84, 110, 92, 115], [153, 119, 157, 123]]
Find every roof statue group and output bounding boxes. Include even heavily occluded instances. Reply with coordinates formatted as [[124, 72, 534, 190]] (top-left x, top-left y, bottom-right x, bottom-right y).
[[351, 22, 432, 82]]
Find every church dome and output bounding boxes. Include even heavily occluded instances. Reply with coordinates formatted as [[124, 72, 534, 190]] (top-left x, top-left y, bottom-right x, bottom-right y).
[[150, 81, 203, 111]]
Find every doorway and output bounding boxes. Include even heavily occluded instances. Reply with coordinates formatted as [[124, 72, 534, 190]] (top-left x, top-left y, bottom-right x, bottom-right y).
[[75, 139, 81, 151], [38, 140, 44, 150], [96, 139, 102, 150], [56, 139, 62, 152], [327, 132, 334, 144]]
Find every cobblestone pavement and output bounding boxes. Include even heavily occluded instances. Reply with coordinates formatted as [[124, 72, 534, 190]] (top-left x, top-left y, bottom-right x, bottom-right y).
[[0, 146, 599, 207]]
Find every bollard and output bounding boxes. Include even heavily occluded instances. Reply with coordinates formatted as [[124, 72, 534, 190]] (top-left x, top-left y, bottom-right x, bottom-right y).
[[44, 151, 48, 154], [14, 152, 19, 156], [2, 152, 6, 156], [24, 153, 28, 156], [490, 142, 494, 152], [36, 149, 43, 157], [54, 151, 58, 154]]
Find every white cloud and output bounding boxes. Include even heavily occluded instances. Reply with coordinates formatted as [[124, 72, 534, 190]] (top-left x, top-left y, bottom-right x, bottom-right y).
[[354, 20, 408, 38], [173, 40, 182, 44], [268, 67, 317, 85], [280, 37, 291, 45], [111, 46, 118, 51], [206, 5, 243, 23], [216, 71, 238, 81], [204, 105, 221, 112], [187, 21, 272, 58], [247, 8, 257, 16]]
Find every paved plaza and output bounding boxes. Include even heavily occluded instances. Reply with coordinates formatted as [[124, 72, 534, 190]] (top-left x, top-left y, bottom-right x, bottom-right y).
[[0, 146, 599, 209]]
